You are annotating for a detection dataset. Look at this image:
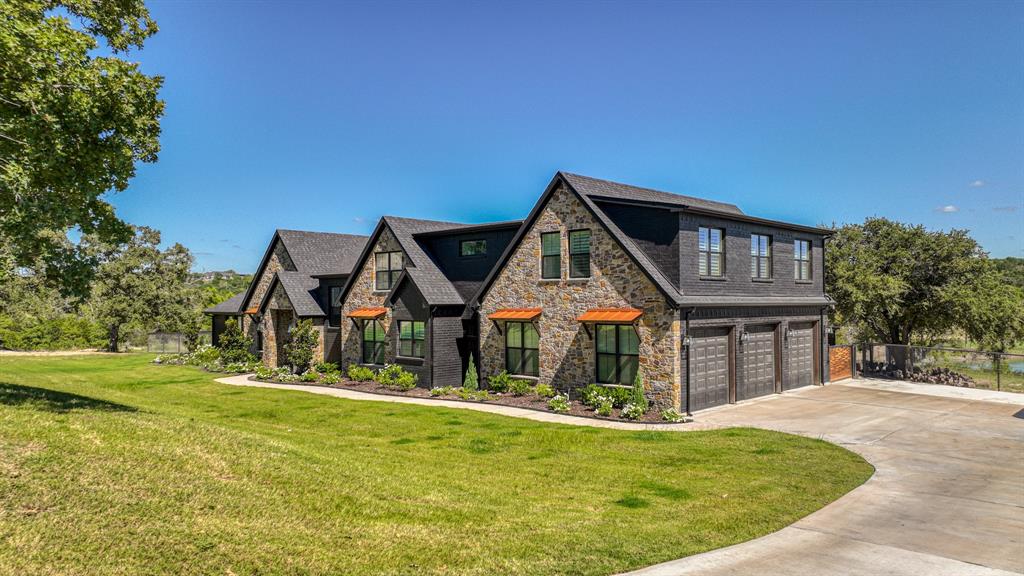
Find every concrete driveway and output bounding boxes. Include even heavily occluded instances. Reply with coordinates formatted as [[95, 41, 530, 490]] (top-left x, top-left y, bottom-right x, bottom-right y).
[[625, 383, 1024, 576]]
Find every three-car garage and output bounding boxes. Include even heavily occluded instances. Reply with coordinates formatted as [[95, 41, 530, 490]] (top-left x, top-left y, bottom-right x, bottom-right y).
[[685, 315, 821, 413]]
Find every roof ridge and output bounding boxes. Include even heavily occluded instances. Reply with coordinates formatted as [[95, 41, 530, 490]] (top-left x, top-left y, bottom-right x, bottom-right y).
[[559, 171, 743, 214]]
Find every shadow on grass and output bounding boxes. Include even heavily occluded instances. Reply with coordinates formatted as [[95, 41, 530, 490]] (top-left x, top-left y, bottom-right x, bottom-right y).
[[0, 382, 137, 413]]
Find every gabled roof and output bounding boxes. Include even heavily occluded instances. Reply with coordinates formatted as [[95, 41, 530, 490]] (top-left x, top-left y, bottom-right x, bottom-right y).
[[276, 271, 325, 317], [204, 291, 245, 315], [562, 172, 744, 215], [238, 229, 369, 314]]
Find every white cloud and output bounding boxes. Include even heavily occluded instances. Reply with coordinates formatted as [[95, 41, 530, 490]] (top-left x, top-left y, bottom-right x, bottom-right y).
[[969, 180, 985, 188], [352, 217, 365, 224], [935, 205, 959, 213]]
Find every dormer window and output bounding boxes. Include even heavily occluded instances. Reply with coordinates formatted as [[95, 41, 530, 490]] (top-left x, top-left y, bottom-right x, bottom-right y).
[[460, 239, 487, 257], [374, 251, 403, 291]]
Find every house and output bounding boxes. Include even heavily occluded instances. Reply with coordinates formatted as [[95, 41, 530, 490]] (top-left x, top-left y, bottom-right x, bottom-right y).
[[205, 229, 369, 367], [468, 172, 831, 412], [336, 216, 522, 387]]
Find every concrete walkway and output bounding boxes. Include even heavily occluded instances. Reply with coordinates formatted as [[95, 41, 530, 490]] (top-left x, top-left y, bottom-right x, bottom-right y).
[[216, 375, 1024, 575]]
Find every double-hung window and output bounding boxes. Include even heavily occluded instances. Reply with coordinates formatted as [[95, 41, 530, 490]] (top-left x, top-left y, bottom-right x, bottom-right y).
[[596, 324, 639, 385], [794, 239, 811, 280], [328, 286, 343, 327], [362, 320, 386, 364], [699, 227, 725, 277], [374, 251, 403, 291], [505, 321, 539, 376], [569, 229, 591, 278], [751, 234, 772, 279], [398, 320, 425, 358], [540, 232, 560, 279]]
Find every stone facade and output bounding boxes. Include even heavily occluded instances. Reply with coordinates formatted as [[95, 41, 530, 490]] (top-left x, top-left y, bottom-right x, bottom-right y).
[[340, 226, 404, 369], [478, 184, 681, 408], [242, 239, 296, 345]]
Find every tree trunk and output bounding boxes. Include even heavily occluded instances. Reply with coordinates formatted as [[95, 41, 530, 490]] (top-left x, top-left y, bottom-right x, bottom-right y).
[[107, 324, 120, 353]]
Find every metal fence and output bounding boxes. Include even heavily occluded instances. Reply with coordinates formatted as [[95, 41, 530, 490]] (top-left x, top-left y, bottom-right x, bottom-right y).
[[858, 343, 1024, 393], [146, 331, 212, 354]]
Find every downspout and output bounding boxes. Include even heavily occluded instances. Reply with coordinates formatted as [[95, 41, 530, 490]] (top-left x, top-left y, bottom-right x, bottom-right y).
[[429, 305, 436, 385], [820, 306, 827, 384], [683, 307, 696, 415]]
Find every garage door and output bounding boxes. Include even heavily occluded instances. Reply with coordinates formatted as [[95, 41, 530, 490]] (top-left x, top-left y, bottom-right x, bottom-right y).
[[739, 324, 777, 400], [689, 328, 731, 411], [786, 322, 815, 390]]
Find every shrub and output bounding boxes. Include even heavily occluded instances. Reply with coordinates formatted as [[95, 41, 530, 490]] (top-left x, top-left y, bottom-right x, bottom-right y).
[[393, 371, 418, 391], [508, 378, 531, 397], [579, 384, 604, 407], [375, 364, 405, 387], [321, 371, 341, 385], [456, 388, 491, 401], [661, 408, 685, 423], [300, 369, 320, 382], [595, 396, 613, 417], [254, 365, 274, 380], [347, 364, 375, 382], [488, 370, 512, 393], [430, 386, 455, 397], [463, 356, 479, 390], [277, 372, 300, 383], [188, 344, 221, 366], [621, 402, 645, 421], [603, 386, 632, 408], [0, 314, 105, 351], [315, 361, 339, 374], [223, 362, 252, 373], [547, 394, 570, 413], [631, 368, 649, 412], [218, 318, 255, 363], [534, 383, 556, 399], [284, 319, 318, 373]]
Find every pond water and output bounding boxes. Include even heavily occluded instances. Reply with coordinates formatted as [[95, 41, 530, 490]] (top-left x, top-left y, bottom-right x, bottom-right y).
[[1008, 361, 1024, 374]]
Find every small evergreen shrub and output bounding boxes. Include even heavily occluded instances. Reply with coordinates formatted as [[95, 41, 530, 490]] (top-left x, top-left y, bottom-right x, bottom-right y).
[[603, 386, 632, 408], [218, 318, 255, 364], [631, 369, 649, 412], [300, 369, 320, 382], [375, 364, 405, 387], [579, 384, 604, 407], [488, 370, 512, 393], [284, 319, 318, 373], [595, 397, 613, 417], [315, 361, 339, 374], [393, 371, 418, 391], [463, 356, 479, 390], [508, 378, 531, 397], [347, 364, 375, 382], [534, 383, 556, 399], [547, 394, 570, 413]]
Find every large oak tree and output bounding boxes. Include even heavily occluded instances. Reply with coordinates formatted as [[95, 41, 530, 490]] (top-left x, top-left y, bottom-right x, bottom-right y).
[[0, 0, 163, 299]]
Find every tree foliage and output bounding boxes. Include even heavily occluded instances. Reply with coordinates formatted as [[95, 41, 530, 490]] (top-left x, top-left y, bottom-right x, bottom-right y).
[[827, 218, 1021, 352], [218, 318, 254, 363], [957, 272, 1024, 353], [0, 0, 163, 299], [284, 318, 317, 373], [88, 226, 193, 351]]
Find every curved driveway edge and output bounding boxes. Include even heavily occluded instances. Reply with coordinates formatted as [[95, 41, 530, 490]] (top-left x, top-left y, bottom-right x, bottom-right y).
[[215, 375, 1024, 575]]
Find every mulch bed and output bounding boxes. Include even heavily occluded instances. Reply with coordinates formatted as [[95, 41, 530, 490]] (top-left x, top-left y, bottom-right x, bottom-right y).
[[252, 376, 681, 424]]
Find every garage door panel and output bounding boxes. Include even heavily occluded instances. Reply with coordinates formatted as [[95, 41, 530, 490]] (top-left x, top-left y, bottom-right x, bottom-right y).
[[689, 328, 731, 411], [787, 322, 815, 390], [739, 324, 776, 400]]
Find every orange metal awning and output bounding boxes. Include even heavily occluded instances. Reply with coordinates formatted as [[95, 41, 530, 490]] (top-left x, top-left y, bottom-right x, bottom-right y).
[[346, 306, 388, 320], [487, 307, 543, 321], [244, 307, 259, 315], [576, 308, 643, 323]]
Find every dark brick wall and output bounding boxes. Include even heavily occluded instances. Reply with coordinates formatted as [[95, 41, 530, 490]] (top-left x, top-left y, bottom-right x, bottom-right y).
[[678, 214, 825, 298], [596, 201, 681, 288], [316, 277, 348, 328], [420, 227, 518, 298], [430, 312, 466, 388], [390, 280, 430, 385]]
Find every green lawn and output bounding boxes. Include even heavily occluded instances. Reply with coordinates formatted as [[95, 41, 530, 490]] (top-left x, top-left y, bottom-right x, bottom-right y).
[[0, 355, 872, 576]]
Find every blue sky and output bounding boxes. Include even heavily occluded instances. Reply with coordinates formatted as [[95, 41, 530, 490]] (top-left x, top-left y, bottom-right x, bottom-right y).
[[109, 1, 1022, 272]]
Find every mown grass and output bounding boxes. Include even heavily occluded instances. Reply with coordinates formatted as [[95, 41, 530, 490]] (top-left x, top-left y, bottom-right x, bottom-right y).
[[0, 354, 872, 575]]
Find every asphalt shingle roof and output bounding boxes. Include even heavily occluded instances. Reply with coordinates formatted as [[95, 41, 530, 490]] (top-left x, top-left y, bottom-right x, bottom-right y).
[[382, 216, 474, 306], [277, 230, 369, 276], [275, 271, 326, 317], [561, 172, 744, 215], [204, 291, 246, 314]]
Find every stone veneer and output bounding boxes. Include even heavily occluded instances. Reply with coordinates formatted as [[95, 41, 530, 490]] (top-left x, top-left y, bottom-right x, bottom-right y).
[[241, 239, 295, 346], [477, 184, 681, 408], [340, 226, 404, 369]]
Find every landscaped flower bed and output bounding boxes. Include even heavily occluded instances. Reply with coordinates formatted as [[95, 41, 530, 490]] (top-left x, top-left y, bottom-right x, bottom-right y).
[[248, 363, 692, 424]]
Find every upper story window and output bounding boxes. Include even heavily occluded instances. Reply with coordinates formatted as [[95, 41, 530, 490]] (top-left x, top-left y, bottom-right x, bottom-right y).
[[540, 232, 560, 279], [460, 239, 486, 257], [374, 251, 403, 291], [569, 230, 591, 278], [398, 320, 425, 358], [794, 239, 811, 280], [699, 227, 725, 277], [328, 286, 343, 327], [751, 234, 772, 279]]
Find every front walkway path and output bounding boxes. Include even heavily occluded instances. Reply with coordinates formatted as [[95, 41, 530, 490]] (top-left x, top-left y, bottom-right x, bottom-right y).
[[216, 375, 1024, 575]]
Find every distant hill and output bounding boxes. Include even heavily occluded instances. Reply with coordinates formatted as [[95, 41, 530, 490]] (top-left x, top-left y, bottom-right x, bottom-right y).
[[190, 270, 253, 310], [992, 257, 1024, 290]]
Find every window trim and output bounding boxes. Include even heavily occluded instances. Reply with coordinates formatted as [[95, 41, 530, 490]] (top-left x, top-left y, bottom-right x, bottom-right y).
[[361, 319, 386, 364], [794, 239, 812, 281], [750, 234, 773, 280], [397, 320, 425, 358], [568, 229, 591, 279], [327, 286, 343, 328], [698, 226, 726, 278], [459, 239, 487, 258], [504, 320, 539, 377], [540, 232, 561, 280], [595, 323, 640, 385], [374, 251, 403, 291]]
